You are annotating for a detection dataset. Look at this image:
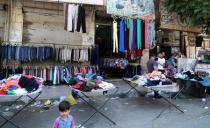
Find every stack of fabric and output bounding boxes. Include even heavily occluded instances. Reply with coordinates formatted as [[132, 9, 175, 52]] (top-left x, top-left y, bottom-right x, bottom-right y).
[[175, 70, 203, 81], [65, 73, 114, 92], [130, 70, 173, 87], [0, 74, 43, 95]]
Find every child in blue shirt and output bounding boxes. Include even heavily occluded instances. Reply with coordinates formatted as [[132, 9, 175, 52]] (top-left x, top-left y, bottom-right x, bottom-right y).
[[53, 101, 75, 128]]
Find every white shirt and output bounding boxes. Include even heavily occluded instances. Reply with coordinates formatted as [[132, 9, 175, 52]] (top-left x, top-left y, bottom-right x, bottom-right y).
[[157, 58, 165, 70]]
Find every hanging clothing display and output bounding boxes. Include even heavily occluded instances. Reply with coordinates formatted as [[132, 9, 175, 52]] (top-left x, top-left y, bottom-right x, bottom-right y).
[[76, 5, 86, 33], [119, 17, 125, 52], [64, 3, 68, 31], [54, 47, 89, 62], [113, 20, 118, 53], [148, 20, 155, 48], [79, 49, 89, 62], [67, 4, 78, 32], [111, 16, 155, 60], [90, 47, 99, 65], [103, 58, 129, 69], [0, 45, 91, 63], [144, 19, 149, 49], [0, 45, 53, 62], [1, 65, 98, 85], [132, 19, 138, 50], [129, 19, 133, 50], [64, 3, 86, 33], [137, 19, 142, 49]]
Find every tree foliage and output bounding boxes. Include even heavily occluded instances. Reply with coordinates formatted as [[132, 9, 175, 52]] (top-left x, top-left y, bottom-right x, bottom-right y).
[[165, 0, 210, 33]]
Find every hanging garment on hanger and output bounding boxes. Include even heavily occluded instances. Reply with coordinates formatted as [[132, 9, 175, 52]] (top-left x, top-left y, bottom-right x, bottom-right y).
[[64, 3, 68, 31], [113, 20, 118, 53], [119, 17, 125, 52], [124, 21, 130, 50], [53, 66, 58, 85], [43, 68, 47, 81], [65, 48, 71, 62], [132, 19, 138, 50], [129, 19, 133, 50], [79, 49, 89, 62], [74, 4, 79, 31], [137, 19, 142, 49], [148, 20, 155, 49], [73, 49, 80, 62], [67, 4, 78, 32], [144, 19, 149, 49], [76, 5, 86, 33], [126, 18, 130, 29]]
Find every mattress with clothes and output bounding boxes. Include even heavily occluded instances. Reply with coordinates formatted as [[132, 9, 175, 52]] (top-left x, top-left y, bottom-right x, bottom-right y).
[[124, 75, 178, 93], [0, 74, 43, 102], [71, 81, 116, 97], [145, 83, 179, 93]]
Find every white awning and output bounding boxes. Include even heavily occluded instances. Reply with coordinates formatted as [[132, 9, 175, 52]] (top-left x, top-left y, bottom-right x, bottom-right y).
[[33, 0, 104, 5]]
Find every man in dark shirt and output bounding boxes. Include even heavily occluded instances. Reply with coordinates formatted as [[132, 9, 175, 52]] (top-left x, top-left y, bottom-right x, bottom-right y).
[[147, 54, 158, 73]]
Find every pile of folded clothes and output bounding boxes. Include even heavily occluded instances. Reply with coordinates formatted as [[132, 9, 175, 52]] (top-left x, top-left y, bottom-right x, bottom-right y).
[[175, 70, 203, 81], [129, 70, 173, 87], [65, 73, 114, 92], [0, 74, 43, 95]]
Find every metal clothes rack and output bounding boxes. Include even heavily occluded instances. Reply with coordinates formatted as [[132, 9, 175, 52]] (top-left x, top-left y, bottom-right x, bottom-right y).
[[0, 41, 95, 78]]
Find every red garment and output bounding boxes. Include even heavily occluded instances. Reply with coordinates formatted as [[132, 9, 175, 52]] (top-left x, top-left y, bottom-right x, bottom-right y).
[[144, 19, 148, 49], [96, 81, 102, 85], [0, 90, 6, 95], [135, 49, 143, 57], [5, 78, 21, 88], [72, 82, 83, 89], [126, 49, 142, 61]]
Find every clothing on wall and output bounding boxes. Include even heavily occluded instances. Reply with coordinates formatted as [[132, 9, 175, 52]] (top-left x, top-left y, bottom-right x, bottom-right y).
[[0, 45, 53, 62], [126, 49, 143, 61], [76, 5, 86, 33], [1, 65, 98, 85], [119, 17, 125, 52], [132, 19, 138, 49], [103, 58, 129, 69], [64, 3, 68, 31], [54, 47, 89, 62], [64, 3, 86, 33], [67, 4, 78, 32], [137, 19, 142, 49], [113, 20, 118, 53], [79, 49, 89, 62], [1, 45, 90, 63], [144, 19, 149, 49], [116, 18, 154, 50], [129, 19, 133, 50], [147, 20, 155, 49], [90, 47, 99, 65]]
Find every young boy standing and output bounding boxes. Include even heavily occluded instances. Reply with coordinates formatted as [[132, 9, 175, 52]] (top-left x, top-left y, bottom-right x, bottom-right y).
[[53, 101, 75, 128]]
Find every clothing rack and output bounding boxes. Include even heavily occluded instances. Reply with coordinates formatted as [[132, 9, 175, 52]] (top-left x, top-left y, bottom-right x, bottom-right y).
[[112, 14, 155, 21], [1, 41, 94, 47], [1, 65, 99, 84]]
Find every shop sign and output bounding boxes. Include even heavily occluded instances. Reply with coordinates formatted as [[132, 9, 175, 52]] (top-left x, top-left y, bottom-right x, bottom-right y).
[[34, 0, 104, 5], [106, 0, 155, 17], [159, 0, 201, 33]]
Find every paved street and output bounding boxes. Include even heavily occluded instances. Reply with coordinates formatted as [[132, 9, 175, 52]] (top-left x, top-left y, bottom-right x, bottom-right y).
[[0, 79, 210, 128]]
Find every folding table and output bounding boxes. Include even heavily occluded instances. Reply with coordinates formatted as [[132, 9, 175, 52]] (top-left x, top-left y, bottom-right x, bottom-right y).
[[65, 80, 119, 128], [123, 78, 184, 113], [0, 85, 43, 128]]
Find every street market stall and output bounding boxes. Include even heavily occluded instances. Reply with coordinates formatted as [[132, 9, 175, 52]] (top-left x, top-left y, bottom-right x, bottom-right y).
[[0, 74, 43, 128]]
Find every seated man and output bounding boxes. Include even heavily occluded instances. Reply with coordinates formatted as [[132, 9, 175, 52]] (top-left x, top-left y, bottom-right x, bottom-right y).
[[147, 54, 158, 73]]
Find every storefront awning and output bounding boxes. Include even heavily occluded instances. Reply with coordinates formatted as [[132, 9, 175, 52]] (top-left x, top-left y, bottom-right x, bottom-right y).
[[33, 0, 104, 5]]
